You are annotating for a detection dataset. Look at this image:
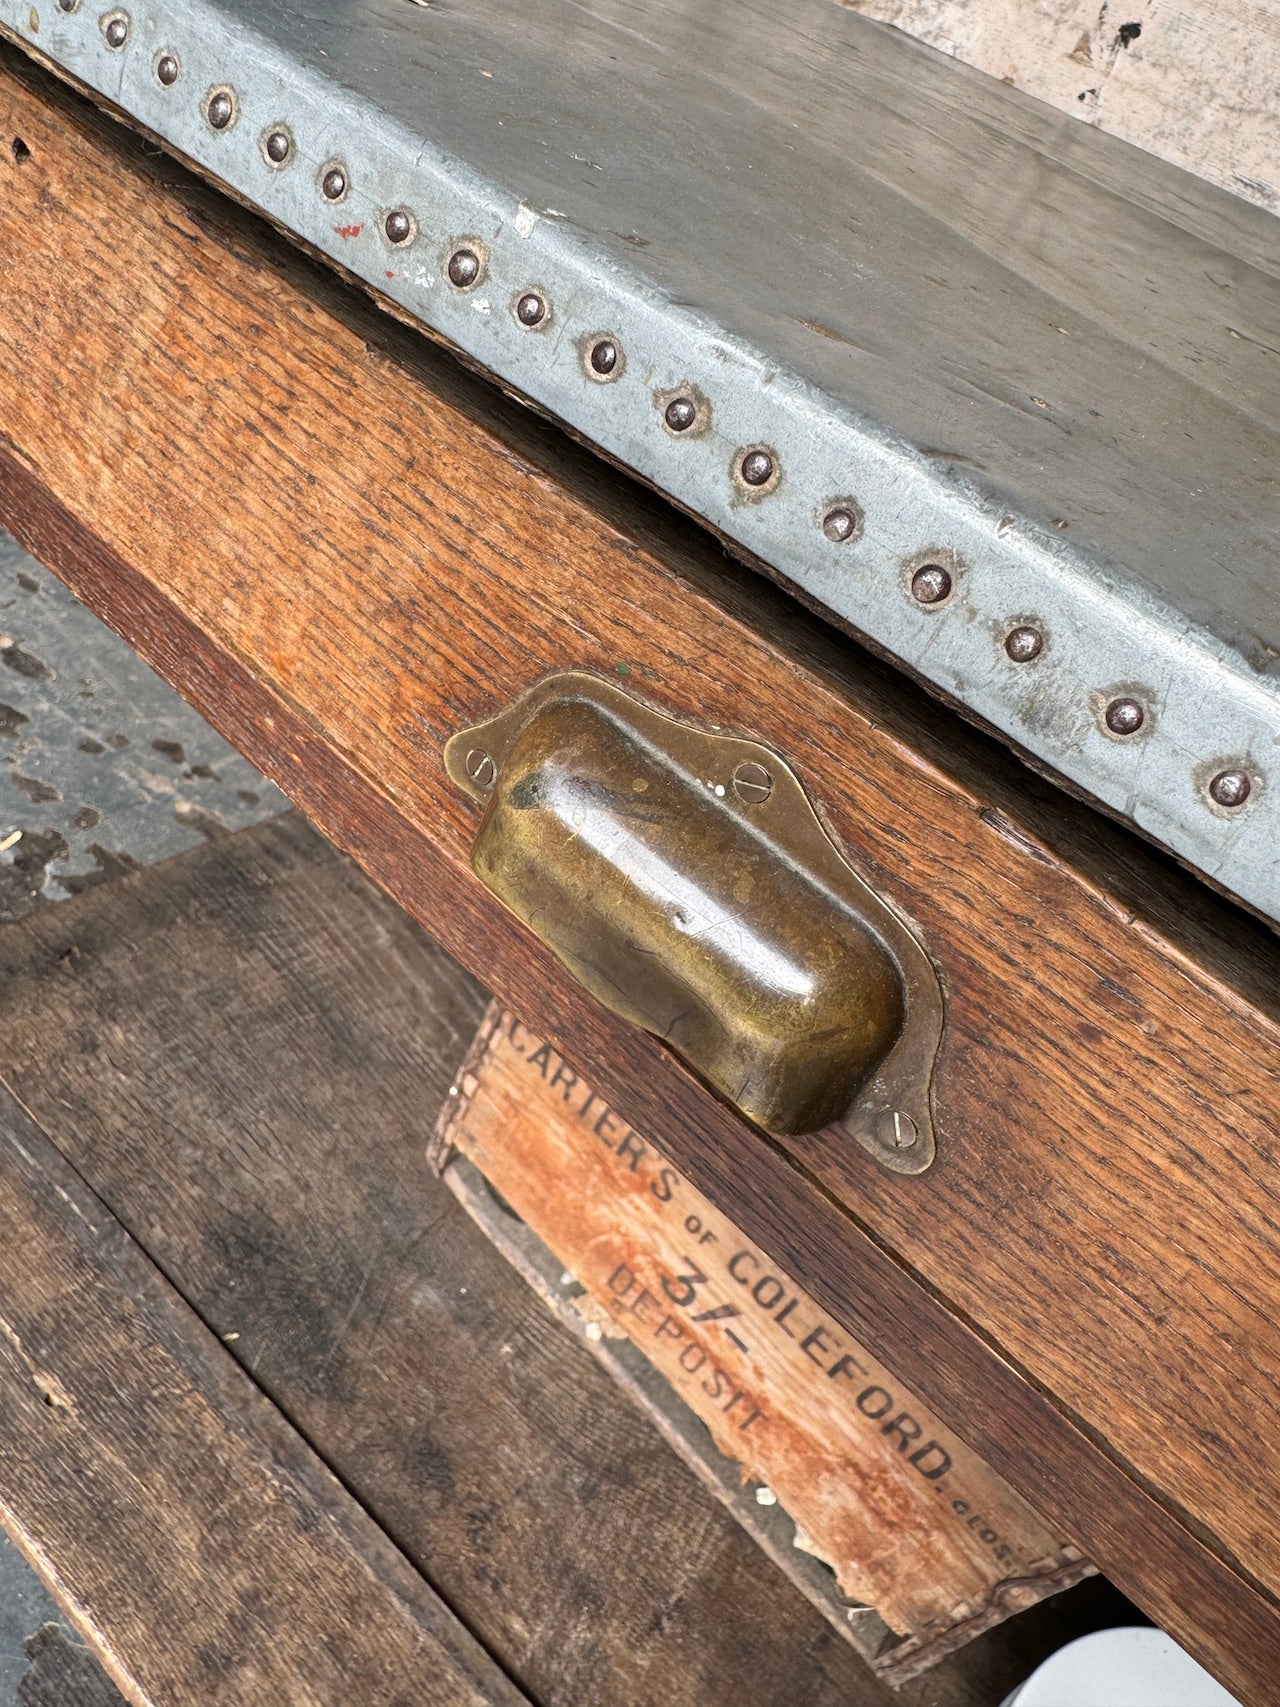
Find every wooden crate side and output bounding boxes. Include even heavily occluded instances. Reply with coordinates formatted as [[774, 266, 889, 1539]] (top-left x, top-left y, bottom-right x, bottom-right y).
[[435, 1006, 1089, 1652]]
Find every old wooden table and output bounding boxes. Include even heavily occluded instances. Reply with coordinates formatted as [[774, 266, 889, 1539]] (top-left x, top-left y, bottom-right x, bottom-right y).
[[0, 808, 1133, 1706], [0, 28, 1276, 1705]]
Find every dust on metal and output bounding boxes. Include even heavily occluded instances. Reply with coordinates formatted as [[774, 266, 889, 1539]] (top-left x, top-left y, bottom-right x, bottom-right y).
[[5, 0, 1278, 921]]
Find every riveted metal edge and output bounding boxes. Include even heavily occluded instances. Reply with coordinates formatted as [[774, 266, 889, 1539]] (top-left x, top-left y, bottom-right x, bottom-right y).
[[3, 0, 1278, 924]]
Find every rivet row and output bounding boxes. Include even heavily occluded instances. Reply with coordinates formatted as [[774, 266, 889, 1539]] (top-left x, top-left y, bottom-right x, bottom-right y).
[[70, 19, 1262, 817]]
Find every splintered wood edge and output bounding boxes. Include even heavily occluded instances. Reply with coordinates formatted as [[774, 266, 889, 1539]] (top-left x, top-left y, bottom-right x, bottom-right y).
[[435, 1003, 1095, 1685], [429, 1002, 507, 1174]]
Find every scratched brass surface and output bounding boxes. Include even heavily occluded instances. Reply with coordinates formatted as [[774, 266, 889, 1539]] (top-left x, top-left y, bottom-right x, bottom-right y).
[[446, 672, 941, 1152]]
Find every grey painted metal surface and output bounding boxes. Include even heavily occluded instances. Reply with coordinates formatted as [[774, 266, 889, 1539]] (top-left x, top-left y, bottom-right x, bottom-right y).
[[0, 536, 287, 915], [3, 0, 1278, 919]]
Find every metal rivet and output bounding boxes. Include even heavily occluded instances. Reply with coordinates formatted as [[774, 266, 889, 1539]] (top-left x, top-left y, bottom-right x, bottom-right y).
[[465, 748, 496, 790], [447, 247, 481, 288], [732, 761, 773, 805], [589, 338, 618, 375], [206, 89, 235, 130], [155, 52, 179, 85], [911, 564, 952, 604], [876, 1110, 918, 1150], [740, 449, 775, 487], [1005, 625, 1044, 662], [384, 209, 413, 245], [665, 397, 697, 432], [264, 128, 291, 164], [102, 11, 128, 47], [822, 506, 858, 543], [322, 165, 347, 201], [1105, 697, 1145, 736], [515, 291, 546, 327], [1209, 769, 1251, 808]]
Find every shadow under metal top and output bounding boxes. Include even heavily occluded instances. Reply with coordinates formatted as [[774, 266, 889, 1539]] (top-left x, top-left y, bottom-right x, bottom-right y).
[[6, 0, 1278, 921]]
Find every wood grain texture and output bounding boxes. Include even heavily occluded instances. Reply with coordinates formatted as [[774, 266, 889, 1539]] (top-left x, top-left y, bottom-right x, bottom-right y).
[[437, 1005, 1090, 1644], [0, 46, 1278, 1701], [0, 812, 1133, 1707], [0, 1088, 525, 1707], [840, 0, 1280, 213]]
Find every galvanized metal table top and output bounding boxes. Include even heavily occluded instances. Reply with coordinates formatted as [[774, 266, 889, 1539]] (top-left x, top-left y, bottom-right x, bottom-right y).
[[4, 0, 1278, 920]]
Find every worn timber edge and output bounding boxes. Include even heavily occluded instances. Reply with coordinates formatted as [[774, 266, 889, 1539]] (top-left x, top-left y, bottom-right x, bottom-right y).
[[0, 1080, 525, 1707], [446, 1156, 1100, 1692], [1, 2, 1279, 925], [1, 50, 1278, 1704]]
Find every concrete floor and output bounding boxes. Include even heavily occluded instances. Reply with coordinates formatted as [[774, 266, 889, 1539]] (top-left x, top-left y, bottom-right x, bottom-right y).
[[0, 534, 287, 922], [0, 1535, 69, 1701], [0, 533, 287, 1701]]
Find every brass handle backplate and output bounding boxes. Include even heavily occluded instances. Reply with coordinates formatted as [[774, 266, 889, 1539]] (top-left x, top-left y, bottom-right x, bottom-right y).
[[445, 671, 942, 1173]]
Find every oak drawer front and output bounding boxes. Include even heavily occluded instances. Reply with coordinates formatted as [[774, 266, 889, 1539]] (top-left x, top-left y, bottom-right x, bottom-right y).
[[1, 47, 1278, 1703]]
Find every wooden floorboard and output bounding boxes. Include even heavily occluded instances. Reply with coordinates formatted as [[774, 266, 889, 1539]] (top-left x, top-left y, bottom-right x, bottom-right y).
[[0, 1068, 526, 1707], [0, 814, 1133, 1707]]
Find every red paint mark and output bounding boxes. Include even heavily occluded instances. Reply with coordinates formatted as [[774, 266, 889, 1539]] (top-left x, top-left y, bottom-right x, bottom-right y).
[[333, 223, 362, 239], [386, 270, 396, 278]]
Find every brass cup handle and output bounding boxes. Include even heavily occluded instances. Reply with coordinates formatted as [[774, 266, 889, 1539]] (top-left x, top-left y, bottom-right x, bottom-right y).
[[446, 671, 942, 1173]]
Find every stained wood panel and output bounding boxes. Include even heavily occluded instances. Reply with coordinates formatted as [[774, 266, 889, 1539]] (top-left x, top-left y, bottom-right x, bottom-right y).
[[0, 813, 1131, 1707], [0, 1088, 525, 1707], [0, 45, 1277, 1701]]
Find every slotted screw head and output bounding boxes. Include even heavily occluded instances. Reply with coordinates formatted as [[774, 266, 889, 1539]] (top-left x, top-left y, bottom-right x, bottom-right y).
[[516, 292, 546, 326], [911, 564, 952, 604], [1006, 625, 1044, 662], [322, 165, 347, 201], [156, 53, 180, 86], [822, 507, 858, 543], [447, 247, 480, 287], [465, 748, 497, 790], [103, 13, 128, 47], [265, 129, 291, 164], [1209, 769, 1251, 808], [1105, 696, 1145, 736], [732, 762, 773, 805], [664, 397, 697, 432], [589, 338, 618, 375], [385, 209, 413, 245], [206, 90, 234, 130], [740, 449, 775, 487], [876, 1110, 918, 1150]]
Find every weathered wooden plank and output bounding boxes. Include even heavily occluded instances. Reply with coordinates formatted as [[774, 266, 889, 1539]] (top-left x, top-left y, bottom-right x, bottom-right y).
[[0, 813, 1133, 1707], [0, 1085, 525, 1707], [0, 47, 1276, 1700]]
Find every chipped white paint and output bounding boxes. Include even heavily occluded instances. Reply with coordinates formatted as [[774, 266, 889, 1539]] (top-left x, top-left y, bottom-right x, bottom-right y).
[[840, 0, 1280, 211]]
